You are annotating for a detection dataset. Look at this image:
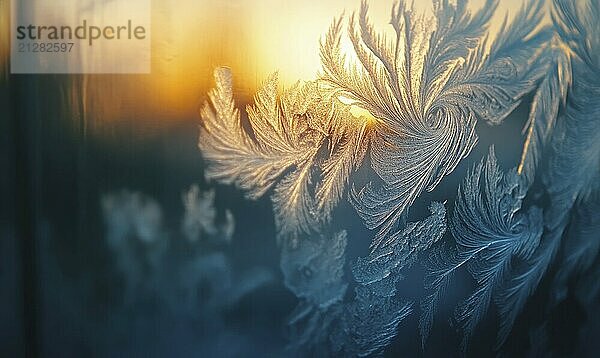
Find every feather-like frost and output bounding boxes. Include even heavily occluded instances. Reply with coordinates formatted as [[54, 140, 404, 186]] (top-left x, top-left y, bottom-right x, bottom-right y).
[[199, 68, 369, 239], [197, 1, 599, 354], [199, 69, 322, 237], [420, 147, 543, 351], [316, 102, 373, 221], [494, 0, 600, 347], [443, 0, 550, 125], [517, 47, 570, 184], [420, 244, 466, 348], [452, 147, 542, 352], [320, 0, 548, 248], [543, 0, 600, 224]]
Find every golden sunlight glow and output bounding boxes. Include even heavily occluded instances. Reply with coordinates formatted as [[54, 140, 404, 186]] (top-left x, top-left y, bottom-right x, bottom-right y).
[[1, 0, 541, 128], [139, 0, 545, 126]]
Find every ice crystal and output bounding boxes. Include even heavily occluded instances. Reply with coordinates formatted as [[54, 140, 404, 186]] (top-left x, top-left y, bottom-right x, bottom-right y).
[[421, 147, 543, 351], [494, 0, 600, 347], [199, 0, 549, 250], [196, 0, 600, 355], [199, 68, 369, 239], [283, 205, 446, 356], [320, 0, 549, 246]]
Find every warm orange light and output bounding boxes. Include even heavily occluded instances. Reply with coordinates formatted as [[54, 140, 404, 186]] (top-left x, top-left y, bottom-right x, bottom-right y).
[[132, 0, 547, 125], [1, 0, 544, 129]]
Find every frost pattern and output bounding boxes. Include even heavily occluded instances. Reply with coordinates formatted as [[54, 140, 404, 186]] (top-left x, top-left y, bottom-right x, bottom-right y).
[[421, 147, 543, 352], [516, 45, 570, 184], [199, 68, 370, 239], [320, 0, 549, 246], [421, 0, 599, 352], [493, 0, 600, 347], [196, 0, 600, 355], [339, 202, 447, 357], [338, 288, 413, 357], [199, 0, 550, 248], [281, 231, 348, 356]]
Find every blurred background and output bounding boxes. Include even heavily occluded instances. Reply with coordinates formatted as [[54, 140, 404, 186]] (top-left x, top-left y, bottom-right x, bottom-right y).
[[2, 0, 596, 357]]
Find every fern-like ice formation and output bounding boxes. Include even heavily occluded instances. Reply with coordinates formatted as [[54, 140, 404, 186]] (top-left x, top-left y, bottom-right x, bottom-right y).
[[494, 0, 600, 347], [320, 0, 550, 247], [282, 203, 447, 356], [196, 0, 600, 355], [353, 202, 447, 296], [420, 148, 542, 350], [338, 288, 413, 357], [199, 68, 370, 240], [421, 1, 600, 353], [421, 147, 543, 352], [199, 0, 551, 248], [453, 149, 543, 350]]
